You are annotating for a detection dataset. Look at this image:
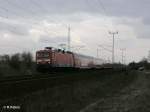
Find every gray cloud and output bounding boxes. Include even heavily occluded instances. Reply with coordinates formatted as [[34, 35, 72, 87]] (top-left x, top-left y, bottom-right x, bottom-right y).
[[0, 21, 29, 36], [0, 0, 149, 24], [0, 0, 150, 62], [39, 35, 67, 44]]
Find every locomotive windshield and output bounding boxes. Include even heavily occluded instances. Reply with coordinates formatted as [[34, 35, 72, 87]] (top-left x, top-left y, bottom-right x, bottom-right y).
[[36, 52, 49, 59]]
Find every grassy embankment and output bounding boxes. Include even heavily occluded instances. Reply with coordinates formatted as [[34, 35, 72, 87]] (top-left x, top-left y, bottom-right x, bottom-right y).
[[0, 70, 138, 112]]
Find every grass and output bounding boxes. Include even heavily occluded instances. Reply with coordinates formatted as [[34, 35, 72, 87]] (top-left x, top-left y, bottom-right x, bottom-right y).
[[0, 70, 138, 112]]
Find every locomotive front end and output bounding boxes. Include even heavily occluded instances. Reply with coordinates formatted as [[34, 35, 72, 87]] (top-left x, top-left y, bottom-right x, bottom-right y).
[[36, 49, 52, 71]]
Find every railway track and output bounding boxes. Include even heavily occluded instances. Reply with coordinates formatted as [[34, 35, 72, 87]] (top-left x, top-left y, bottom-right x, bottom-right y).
[[0, 69, 126, 100], [0, 68, 125, 85], [0, 72, 61, 84], [0, 72, 68, 100], [0, 67, 127, 85]]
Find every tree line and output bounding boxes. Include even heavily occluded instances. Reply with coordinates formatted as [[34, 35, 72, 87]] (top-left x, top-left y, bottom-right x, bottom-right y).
[[0, 52, 35, 77], [128, 58, 150, 70]]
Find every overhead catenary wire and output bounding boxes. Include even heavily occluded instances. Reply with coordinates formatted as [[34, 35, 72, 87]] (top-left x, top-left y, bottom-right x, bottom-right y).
[[0, 0, 68, 35], [98, 45, 112, 53], [1, 0, 81, 50], [29, 0, 50, 14], [96, 0, 108, 16], [95, 0, 118, 32], [0, 1, 72, 53], [120, 48, 126, 64], [4, 0, 39, 17], [94, 0, 119, 63], [84, 0, 110, 35], [27, 0, 68, 28], [84, 0, 119, 35]]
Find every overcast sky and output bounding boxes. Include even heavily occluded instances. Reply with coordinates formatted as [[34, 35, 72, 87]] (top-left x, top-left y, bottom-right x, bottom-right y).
[[0, 0, 150, 63]]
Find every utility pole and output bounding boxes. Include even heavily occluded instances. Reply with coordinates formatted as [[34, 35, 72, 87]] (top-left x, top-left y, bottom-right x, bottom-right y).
[[148, 50, 150, 62], [97, 48, 99, 58], [109, 31, 118, 63], [98, 45, 112, 61], [68, 25, 71, 51], [120, 48, 126, 64], [97, 48, 103, 59]]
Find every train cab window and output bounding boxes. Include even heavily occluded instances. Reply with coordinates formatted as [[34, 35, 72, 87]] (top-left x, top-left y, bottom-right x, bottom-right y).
[[37, 52, 49, 59]]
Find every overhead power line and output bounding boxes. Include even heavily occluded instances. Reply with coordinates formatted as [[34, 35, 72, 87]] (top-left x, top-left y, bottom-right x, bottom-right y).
[[4, 0, 38, 16], [0, 0, 71, 48], [67, 25, 71, 51], [96, 0, 118, 31], [120, 48, 126, 64], [109, 31, 118, 63], [98, 45, 112, 52], [96, 0, 108, 16], [29, 0, 49, 14]]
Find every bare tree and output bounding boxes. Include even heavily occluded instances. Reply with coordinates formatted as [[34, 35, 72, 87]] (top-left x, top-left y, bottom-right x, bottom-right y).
[[21, 52, 33, 69], [9, 53, 21, 70]]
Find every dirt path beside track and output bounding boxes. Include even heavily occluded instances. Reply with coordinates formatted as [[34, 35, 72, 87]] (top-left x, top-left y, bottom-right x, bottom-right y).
[[80, 71, 150, 112]]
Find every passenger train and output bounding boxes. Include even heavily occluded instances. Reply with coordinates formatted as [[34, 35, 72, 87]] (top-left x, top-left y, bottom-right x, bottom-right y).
[[36, 47, 105, 71]]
